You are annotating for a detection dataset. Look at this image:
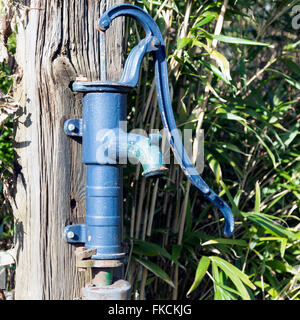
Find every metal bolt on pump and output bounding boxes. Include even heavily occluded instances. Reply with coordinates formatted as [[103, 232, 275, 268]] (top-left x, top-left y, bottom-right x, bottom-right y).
[[63, 4, 234, 300]]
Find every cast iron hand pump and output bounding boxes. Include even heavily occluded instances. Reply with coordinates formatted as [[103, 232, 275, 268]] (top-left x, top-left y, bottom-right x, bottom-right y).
[[63, 4, 234, 300], [98, 4, 234, 236]]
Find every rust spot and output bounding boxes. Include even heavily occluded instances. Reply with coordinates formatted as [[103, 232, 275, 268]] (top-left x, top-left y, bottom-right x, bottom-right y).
[[95, 25, 106, 33], [160, 166, 168, 171], [0, 289, 6, 300]]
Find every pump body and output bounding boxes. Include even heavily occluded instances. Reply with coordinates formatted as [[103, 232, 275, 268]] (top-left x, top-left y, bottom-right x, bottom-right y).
[[64, 83, 166, 259]]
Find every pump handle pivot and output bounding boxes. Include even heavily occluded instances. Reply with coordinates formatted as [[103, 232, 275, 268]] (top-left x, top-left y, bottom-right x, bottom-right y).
[[98, 4, 234, 236]]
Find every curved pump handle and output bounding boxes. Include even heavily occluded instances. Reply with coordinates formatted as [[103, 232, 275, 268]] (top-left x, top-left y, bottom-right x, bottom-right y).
[[98, 4, 234, 236], [98, 4, 164, 87]]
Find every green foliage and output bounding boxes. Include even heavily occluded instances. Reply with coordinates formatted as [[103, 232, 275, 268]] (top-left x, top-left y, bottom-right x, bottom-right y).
[[0, 30, 15, 249], [123, 0, 300, 300]]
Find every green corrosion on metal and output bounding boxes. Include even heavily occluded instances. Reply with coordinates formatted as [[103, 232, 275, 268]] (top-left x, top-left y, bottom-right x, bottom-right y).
[[126, 134, 167, 178], [104, 269, 113, 285]]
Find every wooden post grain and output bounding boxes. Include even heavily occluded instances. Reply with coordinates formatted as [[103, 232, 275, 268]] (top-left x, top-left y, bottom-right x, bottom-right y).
[[12, 0, 124, 299]]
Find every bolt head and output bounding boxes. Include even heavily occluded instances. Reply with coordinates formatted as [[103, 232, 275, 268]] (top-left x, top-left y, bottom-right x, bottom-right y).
[[67, 231, 75, 239], [68, 123, 76, 132], [152, 37, 161, 48]]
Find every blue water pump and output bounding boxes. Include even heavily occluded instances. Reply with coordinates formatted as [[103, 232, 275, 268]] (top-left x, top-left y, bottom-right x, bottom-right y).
[[63, 4, 234, 299]]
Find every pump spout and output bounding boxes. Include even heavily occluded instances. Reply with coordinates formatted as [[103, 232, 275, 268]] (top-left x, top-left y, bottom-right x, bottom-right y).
[[126, 132, 168, 178], [100, 129, 168, 178]]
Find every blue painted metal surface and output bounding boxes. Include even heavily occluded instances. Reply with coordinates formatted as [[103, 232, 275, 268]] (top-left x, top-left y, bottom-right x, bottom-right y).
[[63, 4, 234, 261], [63, 84, 167, 259]]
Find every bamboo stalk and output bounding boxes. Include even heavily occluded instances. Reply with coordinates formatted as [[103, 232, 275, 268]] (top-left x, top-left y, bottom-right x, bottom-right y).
[[169, 0, 193, 79], [135, 177, 146, 239], [139, 178, 159, 299], [142, 79, 156, 122], [172, 262, 179, 299], [142, 182, 152, 240], [146, 179, 159, 237], [171, 169, 183, 234], [139, 267, 148, 300], [153, 0, 169, 21], [139, 182, 153, 300], [130, 164, 141, 239], [163, 201, 174, 248]]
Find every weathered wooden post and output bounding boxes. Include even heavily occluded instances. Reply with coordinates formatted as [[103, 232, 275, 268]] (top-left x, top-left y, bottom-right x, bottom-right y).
[[12, 0, 124, 299]]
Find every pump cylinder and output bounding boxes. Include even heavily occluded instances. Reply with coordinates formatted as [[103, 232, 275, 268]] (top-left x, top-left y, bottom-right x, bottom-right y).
[[82, 90, 127, 259]]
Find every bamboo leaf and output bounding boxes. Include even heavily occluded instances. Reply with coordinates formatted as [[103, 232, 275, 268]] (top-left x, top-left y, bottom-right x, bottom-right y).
[[211, 262, 227, 300], [187, 256, 210, 296], [214, 281, 241, 300], [193, 40, 232, 81], [132, 240, 159, 257], [282, 58, 300, 78], [207, 141, 249, 155], [241, 212, 299, 241], [211, 256, 256, 290], [209, 50, 232, 82], [280, 238, 287, 258], [202, 31, 271, 47], [133, 239, 183, 268], [210, 256, 255, 300], [204, 80, 227, 102], [280, 122, 300, 148], [192, 14, 216, 28], [283, 40, 300, 51], [268, 68, 300, 90], [213, 35, 271, 46], [219, 180, 240, 217], [177, 37, 192, 50], [134, 240, 172, 259], [198, 59, 231, 84], [207, 153, 222, 183], [215, 108, 248, 122], [171, 245, 182, 262], [134, 256, 175, 288], [265, 190, 289, 212], [202, 238, 248, 246]]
